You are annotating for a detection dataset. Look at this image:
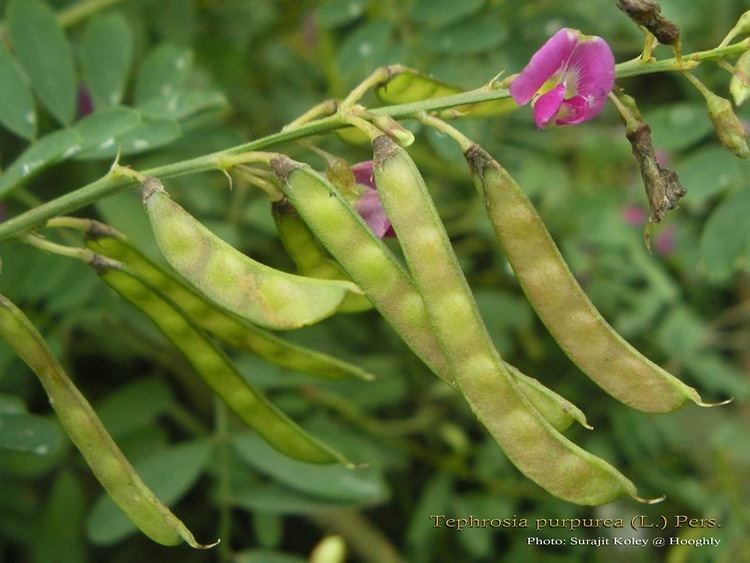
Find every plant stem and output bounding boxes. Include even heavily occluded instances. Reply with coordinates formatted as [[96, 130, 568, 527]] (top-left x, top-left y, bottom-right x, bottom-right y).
[[0, 39, 747, 242]]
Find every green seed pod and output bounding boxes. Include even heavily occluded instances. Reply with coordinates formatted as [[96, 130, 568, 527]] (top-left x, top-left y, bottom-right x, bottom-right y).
[[83, 226, 373, 381], [0, 295, 215, 548], [270, 156, 592, 434], [95, 261, 347, 465], [272, 200, 373, 313], [142, 177, 360, 330], [706, 93, 750, 158], [731, 50, 750, 106], [372, 134, 645, 504], [465, 143, 714, 412]]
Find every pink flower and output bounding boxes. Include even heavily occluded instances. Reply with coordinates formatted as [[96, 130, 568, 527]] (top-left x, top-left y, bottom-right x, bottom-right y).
[[351, 161, 395, 238], [510, 28, 615, 129], [622, 204, 647, 227]]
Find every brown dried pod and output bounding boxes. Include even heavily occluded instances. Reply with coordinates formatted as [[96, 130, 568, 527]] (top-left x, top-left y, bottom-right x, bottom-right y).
[[616, 0, 680, 45]]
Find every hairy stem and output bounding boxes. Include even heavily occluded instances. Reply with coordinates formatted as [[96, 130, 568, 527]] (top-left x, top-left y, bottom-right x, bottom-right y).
[[0, 39, 747, 242]]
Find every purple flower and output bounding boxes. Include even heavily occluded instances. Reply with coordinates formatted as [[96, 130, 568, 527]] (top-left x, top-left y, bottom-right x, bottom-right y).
[[351, 161, 395, 238], [654, 224, 676, 257], [622, 204, 647, 227], [510, 28, 615, 129], [77, 86, 94, 117]]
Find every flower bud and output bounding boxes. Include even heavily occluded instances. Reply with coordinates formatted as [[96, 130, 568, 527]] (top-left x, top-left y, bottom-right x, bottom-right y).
[[371, 115, 415, 147], [730, 50, 750, 106], [705, 91, 750, 158]]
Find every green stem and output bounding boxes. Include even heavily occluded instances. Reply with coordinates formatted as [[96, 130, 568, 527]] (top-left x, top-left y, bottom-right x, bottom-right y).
[[0, 39, 747, 242]]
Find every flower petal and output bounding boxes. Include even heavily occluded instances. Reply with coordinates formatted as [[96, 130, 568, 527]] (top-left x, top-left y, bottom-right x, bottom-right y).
[[533, 83, 566, 128], [555, 95, 589, 125], [355, 189, 393, 238], [509, 28, 580, 105], [566, 36, 615, 120], [351, 161, 376, 190]]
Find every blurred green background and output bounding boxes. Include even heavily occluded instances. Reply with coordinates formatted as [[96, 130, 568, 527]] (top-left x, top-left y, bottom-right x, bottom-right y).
[[1, 0, 749, 561]]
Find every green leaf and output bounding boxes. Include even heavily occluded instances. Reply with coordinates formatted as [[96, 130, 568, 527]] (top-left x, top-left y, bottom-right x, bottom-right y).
[[337, 20, 395, 83], [700, 188, 750, 282], [0, 394, 26, 415], [0, 412, 65, 456], [235, 551, 306, 563], [406, 473, 452, 561], [647, 102, 714, 152], [317, 0, 367, 29], [232, 484, 353, 515], [411, 0, 484, 27], [678, 146, 742, 210], [138, 87, 228, 121], [0, 45, 36, 139], [75, 119, 181, 159], [86, 440, 211, 545], [232, 432, 387, 503], [421, 14, 507, 54], [80, 14, 134, 109], [73, 106, 141, 153], [134, 44, 193, 106], [0, 128, 82, 198], [32, 471, 87, 563], [7, 0, 77, 125], [96, 377, 174, 439]]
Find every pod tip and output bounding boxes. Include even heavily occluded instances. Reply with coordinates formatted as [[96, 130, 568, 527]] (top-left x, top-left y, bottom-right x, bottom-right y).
[[697, 397, 734, 408], [583, 422, 595, 431], [191, 538, 221, 550], [634, 494, 666, 505]]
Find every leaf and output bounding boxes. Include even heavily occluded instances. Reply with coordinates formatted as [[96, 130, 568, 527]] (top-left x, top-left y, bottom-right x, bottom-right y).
[[678, 146, 742, 210], [138, 87, 228, 121], [134, 44, 193, 106], [232, 432, 387, 503], [235, 551, 306, 563], [86, 440, 212, 545], [0, 128, 82, 199], [406, 473, 452, 561], [80, 14, 134, 109], [0, 393, 26, 415], [421, 14, 507, 54], [0, 45, 36, 139], [7, 0, 77, 125], [336, 20, 395, 83], [0, 412, 65, 456], [75, 119, 182, 160], [232, 484, 353, 515], [376, 69, 517, 117], [73, 106, 142, 153], [647, 102, 714, 152], [317, 0, 367, 29], [32, 471, 87, 563], [96, 377, 175, 439], [411, 0, 484, 27], [700, 188, 750, 282]]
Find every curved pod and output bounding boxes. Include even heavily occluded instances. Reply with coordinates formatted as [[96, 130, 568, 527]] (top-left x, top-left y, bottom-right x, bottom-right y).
[[142, 177, 359, 331], [373, 135, 642, 504], [465, 144, 707, 413], [271, 157, 591, 434], [0, 295, 212, 548]]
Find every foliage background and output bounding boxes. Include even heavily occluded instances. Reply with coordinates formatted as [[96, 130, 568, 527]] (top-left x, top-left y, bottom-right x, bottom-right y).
[[0, 0, 749, 561]]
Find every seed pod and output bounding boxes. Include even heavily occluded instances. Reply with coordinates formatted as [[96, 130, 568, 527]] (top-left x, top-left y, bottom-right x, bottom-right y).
[[272, 200, 373, 313], [465, 143, 714, 412], [371, 134, 642, 504], [615, 0, 680, 45], [95, 261, 347, 465], [704, 92, 750, 158], [83, 224, 374, 381], [730, 50, 750, 106], [270, 156, 591, 433], [0, 295, 214, 548], [142, 177, 360, 330]]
